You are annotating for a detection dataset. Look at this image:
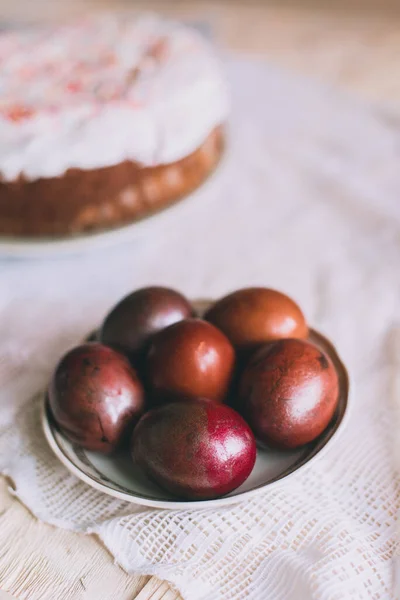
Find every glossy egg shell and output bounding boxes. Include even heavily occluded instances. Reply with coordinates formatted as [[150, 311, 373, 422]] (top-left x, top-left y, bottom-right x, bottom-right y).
[[100, 286, 193, 365], [146, 318, 235, 405], [132, 398, 257, 500], [239, 338, 339, 449], [48, 343, 145, 454], [204, 288, 308, 355]]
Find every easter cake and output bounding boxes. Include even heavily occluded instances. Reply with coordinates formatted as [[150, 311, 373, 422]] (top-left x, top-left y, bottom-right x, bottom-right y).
[[0, 15, 227, 236]]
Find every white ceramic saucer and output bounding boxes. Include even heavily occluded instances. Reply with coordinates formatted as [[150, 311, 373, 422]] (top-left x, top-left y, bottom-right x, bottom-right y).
[[42, 326, 350, 510]]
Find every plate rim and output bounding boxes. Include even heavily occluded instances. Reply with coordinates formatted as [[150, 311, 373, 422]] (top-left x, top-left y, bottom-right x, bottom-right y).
[[41, 328, 352, 510]]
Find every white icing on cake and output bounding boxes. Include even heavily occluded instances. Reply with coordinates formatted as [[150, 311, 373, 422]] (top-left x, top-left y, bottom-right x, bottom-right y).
[[0, 15, 228, 181]]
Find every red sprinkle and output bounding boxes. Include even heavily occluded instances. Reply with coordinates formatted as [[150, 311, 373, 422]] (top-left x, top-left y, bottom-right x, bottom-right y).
[[66, 81, 83, 93], [148, 37, 168, 61], [2, 105, 35, 122]]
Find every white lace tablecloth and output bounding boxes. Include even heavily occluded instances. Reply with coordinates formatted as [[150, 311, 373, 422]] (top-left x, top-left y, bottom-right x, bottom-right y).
[[0, 57, 399, 599]]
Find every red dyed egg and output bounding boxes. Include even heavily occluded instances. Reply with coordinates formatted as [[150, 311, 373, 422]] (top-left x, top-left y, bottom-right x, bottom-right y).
[[205, 288, 308, 356], [48, 343, 145, 454], [239, 338, 339, 449], [100, 286, 193, 365], [132, 398, 256, 500], [146, 318, 235, 405]]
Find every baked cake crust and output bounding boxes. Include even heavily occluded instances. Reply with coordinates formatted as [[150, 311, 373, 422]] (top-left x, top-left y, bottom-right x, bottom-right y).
[[0, 126, 224, 237]]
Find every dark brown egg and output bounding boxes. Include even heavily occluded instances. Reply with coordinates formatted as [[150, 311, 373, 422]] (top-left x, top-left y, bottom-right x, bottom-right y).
[[48, 343, 145, 454], [132, 398, 256, 500], [239, 338, 339, 449], [204, 288, 308, 356], [146, 318, 235, 405], [99, 286, 193, 366]]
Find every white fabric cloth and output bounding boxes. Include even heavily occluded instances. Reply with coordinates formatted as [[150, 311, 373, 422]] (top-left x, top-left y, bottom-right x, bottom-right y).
[[0, 57, 399, 599]]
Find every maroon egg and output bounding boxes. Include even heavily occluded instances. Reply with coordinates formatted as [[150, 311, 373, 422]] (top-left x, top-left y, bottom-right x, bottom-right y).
[[146, 318, 235, 405], [100, 286, 193, 365], [204, 288, 308, 356], [48, 343, 145, 454], [239, 338, 339, 449], [132, 398, 256, 500]]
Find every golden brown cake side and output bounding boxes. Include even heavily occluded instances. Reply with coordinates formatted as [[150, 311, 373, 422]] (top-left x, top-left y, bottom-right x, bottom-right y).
[[0, 127, 224, 237]]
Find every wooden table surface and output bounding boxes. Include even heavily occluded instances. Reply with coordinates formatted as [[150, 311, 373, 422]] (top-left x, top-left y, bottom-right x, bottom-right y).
[[0, 1, 399, 599]]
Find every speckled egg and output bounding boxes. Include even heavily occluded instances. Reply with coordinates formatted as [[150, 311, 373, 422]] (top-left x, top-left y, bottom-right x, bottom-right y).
[[100, 286, 193, 366], [239, 338, 339, 449], [132, 398, 256, 500], [204, 288, 308, 356], [48, 343, 145, 454]]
